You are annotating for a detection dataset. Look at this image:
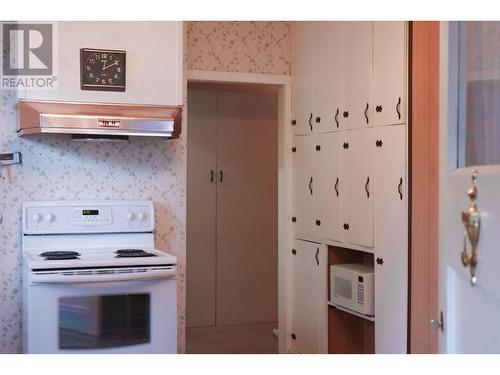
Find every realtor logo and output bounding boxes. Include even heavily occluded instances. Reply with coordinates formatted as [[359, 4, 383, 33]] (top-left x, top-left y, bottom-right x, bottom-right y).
[[1, 22, 57, 89]]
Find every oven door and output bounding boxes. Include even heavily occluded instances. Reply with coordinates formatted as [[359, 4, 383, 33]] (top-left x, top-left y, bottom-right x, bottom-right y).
[[24, 268, 177, 354]]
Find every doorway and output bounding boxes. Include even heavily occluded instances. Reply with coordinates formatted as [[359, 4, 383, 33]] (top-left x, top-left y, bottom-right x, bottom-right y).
[[186, 81, 280, 354]]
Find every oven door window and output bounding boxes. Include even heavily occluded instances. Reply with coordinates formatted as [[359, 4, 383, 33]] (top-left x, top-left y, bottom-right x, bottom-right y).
[[59, 293, 150, 349]]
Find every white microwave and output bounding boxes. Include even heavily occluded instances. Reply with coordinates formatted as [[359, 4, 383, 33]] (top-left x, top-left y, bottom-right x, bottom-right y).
[[330, 263, 374, 317]]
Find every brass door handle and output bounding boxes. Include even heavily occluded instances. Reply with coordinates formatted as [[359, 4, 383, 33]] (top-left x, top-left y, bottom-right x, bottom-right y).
[[461, 169, 480, 286]]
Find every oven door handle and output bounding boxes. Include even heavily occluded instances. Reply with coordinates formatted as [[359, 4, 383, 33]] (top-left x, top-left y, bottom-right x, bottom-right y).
[[30, 268, 176, 284]]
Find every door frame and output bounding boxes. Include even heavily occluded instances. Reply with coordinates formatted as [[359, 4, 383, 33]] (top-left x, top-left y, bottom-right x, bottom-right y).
[[186, 69, 292, 354]]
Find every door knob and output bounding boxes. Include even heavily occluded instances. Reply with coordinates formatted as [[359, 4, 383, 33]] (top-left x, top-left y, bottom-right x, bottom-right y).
[[430, 310, 444, 332]]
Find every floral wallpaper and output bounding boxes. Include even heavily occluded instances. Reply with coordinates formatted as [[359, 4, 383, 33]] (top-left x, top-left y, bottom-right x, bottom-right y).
[[187, 21, 291, 75], [0, 21, 290, 354]]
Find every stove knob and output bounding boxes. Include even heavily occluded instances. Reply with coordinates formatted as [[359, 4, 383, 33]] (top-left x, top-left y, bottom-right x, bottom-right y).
[[32, 213, 42, 223], [137, 212, 147, 221], [45, 213, 55, 222], [126, 212, 135, 221]]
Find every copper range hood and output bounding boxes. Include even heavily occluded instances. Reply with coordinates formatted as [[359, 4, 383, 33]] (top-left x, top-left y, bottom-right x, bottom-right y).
[[18, 100, 182, 139]]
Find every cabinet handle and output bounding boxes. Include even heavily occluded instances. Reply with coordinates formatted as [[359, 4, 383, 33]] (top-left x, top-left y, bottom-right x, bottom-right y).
[[364, 103, 369, 124], [220, 170, 224, 183], [315, 219, 321, 226], [376, 105, 382, 113], [376, 257, 384, 265], [343, 142, 349, 150], [292, 216, 297, 223], [291, 333, 296, 340], [365, 176, 370, 198], [398, 177, 403, 200], [343, 110, 349, 118], [335, 108, 340, 128], [315, 145, 321, 151], [291, 119, 297, 126], [308, 113, 313, 131], [334, 177, 339, 197], [292, 248, 297, 255], [396, 97, 402, 120], [210, 170, 214, 182], [316, 116, 321, 124], [375, 139, 383, 147], [315, 248, 320, 266], [308, 176, 313, 195], [343, 223, 349, 230]]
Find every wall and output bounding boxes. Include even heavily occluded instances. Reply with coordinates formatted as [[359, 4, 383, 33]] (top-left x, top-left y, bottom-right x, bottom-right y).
[[0, 20, 290, 354]]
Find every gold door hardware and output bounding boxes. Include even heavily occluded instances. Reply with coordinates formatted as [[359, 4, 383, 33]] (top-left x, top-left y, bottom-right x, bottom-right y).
[[461, 169, 480, 286]]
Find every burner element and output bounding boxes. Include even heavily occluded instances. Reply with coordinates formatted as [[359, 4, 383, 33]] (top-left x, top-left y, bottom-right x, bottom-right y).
[[40, 251, 81, 258], [115, 249, 156, 258], [45, 255, 79, 260]]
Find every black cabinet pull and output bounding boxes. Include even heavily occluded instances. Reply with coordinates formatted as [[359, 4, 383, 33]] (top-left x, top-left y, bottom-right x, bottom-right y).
[[292, 216, 297, 223], [308, 176, 313, 195], [365, 176, 370, 198], [334, 177, 339, 197], [335, 108, 340, 128], [364, 103, 369, 124], [315, 145, 321, 151], [398, 177, 403, 200], [292, 249, 297, 255], [315, 219, 321, 226], [396, 97, 402, 120], [291, 119, 297, 126], [315, 248, 320, 266], [343, 110, 349, 118], [343, 223, 349, 230], [376, 105, 382, 113], [291, 333, 296, 340], [308, 113, 313, 131], [219, 170, 224, 182], [210, 170, 214, 182], [292, 146, 297, 153], [343, 142, 349, 150], [375, 139, 383, 147], [376, 257, 384, 265], [316, 116, 321, 123]]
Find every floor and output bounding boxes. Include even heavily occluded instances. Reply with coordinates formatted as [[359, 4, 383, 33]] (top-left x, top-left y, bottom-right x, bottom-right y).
[[186, 322, 279, 354]]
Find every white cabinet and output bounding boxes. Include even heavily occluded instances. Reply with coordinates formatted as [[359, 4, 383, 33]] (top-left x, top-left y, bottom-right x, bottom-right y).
[[292, 135, 315, 237], [19, 22, 183, 105], [374, 22, 407, 126], [373, 124, 407, 353], [343, 128, 374, 248], [343, 22, 373, 130], [315, 132, 342, 242], [289, 239, 327, 354], [291, 23, 316, 135]]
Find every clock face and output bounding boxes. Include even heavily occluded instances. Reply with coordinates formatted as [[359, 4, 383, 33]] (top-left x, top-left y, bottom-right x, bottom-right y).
[[80, 49, 126, 91]]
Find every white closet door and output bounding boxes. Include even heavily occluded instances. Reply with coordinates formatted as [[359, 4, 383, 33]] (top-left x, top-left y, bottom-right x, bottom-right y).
[[343, 22, 373, 130], [186, 89, 217, 328], [343, 128, 373, 248], [374, 22, 407, 127], [292, 135, 315, 237], [289, 239, 327, 354], [291, 22, 316, 135], [314, 22, 345, 133], [315, 132, 342, 242], [373, 124, 407, 353]]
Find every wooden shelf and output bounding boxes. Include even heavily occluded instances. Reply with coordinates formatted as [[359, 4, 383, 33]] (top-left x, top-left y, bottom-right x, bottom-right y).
[[328, 301, 376, 322]]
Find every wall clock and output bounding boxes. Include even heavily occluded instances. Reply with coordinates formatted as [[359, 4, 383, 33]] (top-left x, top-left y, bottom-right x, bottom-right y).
[[80, 48, 126, 92]]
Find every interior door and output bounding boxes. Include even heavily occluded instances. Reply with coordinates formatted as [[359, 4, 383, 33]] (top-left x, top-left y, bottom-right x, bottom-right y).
[[215, 90, 278, 326], [292, 135, 316, 238], [343, 128, 373, 248], [439, 22, 500, 353], [343, 22, 373, 130], [315, 132, 342, 242], [186, 89, 217, 328], [373, 22, 407, 127], [291, 22, 316, 135], [373, 124, 407, 353]]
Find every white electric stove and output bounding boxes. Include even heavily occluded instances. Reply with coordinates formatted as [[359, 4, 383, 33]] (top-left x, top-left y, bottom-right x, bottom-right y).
[[22, 200, 177, 354]]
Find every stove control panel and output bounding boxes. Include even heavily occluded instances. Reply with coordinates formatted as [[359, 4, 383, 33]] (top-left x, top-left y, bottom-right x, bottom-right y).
[[22, 200, 154, 234]]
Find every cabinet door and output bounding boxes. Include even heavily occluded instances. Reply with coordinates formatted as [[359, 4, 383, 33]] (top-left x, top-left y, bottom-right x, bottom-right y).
[[289, 240, 327, 354], [373, 124, 407, 353], [343, 128, 373, 248], [315, 132, 342, 242], [343, 22, 373, 130], [291, 23, 316, 135], [374, 22, 407, 127], [292, 135, 315, 237], [314, 22, 345, 133]]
